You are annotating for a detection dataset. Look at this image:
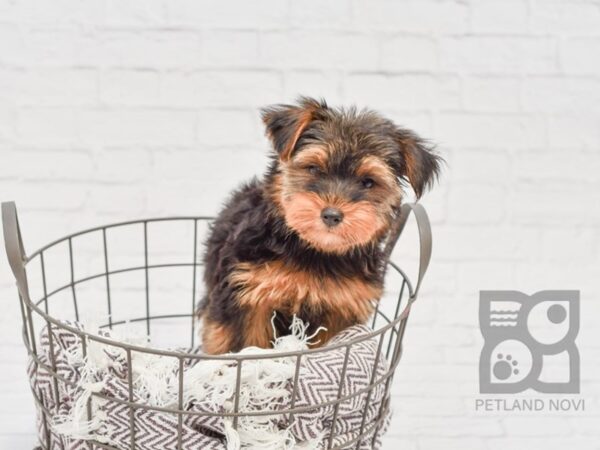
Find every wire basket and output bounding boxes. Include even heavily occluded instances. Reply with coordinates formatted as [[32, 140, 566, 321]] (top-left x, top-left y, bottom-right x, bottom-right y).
[[2, 201, 432, 450]]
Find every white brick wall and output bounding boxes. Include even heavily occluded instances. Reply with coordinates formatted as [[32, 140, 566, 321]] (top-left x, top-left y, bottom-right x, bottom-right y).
[[1, 1, 599, 449]]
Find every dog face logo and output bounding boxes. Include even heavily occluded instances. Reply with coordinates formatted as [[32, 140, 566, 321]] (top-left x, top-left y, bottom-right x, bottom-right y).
[[261, 97, 441, 253], [479, 290, 580, 394]]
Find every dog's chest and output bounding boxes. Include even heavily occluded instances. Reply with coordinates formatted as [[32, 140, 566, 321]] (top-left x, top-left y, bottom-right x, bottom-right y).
[[229, 260, 381, 322]]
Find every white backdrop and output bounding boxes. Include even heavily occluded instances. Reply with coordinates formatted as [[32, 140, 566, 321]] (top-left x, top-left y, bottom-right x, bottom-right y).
[[1, 1, 600, 449]]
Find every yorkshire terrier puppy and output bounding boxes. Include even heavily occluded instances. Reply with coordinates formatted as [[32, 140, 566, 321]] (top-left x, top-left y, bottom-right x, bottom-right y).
[[198, 97, 440, 354]]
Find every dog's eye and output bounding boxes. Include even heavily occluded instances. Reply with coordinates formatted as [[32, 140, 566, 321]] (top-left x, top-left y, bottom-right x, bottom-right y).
[[361, 177, 375, 189], [307, 165, 321, 175]]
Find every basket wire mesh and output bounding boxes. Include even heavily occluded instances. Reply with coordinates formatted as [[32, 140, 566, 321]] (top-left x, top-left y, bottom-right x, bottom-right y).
[[2, 201, 432, 450]]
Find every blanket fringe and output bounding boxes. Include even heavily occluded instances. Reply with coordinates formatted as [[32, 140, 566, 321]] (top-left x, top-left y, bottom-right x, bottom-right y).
[[49, 316, 323, 449]]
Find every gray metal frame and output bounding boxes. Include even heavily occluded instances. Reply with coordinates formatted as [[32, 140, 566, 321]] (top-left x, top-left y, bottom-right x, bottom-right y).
[[2, 201, 432, 450]]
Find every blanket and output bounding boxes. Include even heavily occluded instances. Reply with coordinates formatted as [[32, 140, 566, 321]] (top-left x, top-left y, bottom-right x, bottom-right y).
[[29, 319, 391, 449]]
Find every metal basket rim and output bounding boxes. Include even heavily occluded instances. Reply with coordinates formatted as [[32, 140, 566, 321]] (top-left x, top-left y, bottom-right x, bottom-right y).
[[20, 214, 415, 360]]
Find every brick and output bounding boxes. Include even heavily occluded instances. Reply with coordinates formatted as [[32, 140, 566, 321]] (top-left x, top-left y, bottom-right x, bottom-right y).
[[379, 437, 417, 450], [284, 71, 342, 103], [196, 110, 260, 146], [391, 380, 475, 398], [381, 36, 438, 72], [77, 109, 197, 146], [435, 113, 546, 149], [387, 415, 503, 437], [547, 113, 600, 150], [417, 438, 488, 450], [0, 0, 17, 18], [87, 185, 147, 215], [152, 148, 268, 182], [353, 0, 469, 34], [17, 69, 98, 107], [446, 346, 481, 364], [514, 262, 600, 299], [17, 107, 78, 144], [0, 411, 37, 435], [471, 0, 529, 34], [571, 416, 600, 435], [289, 0, 352, 29], [511, 180, 595, 225], [393, 397, 467, 417], [514, 149, 600, 183], [145, 180, 225, 216], [418, 180, 448, 224], [77, 31, 202, 69], [540, 228, 597, 262], [0, 67, 18, 100], [105, 0, 165, 27], [19, 29, 80, 66], [165, 0, 287, 29], [13, 0, 105, 26], [344, 74, 460, 111], [203, 31, 260, 67], [94, 148, 153, 183], [404, 326, 476, 349], [487, 438, 600, 450], [531, 0, 600, 34], [561, 37, 600, 75], [434, 225, 539, 261], [503, 417, 572, 436], [147, 148, 269, 214], [415, 261, 458, 298], [440, 37, 558, 74], [0, 102, 16, 140], [456, 262, 516, 295], [3, 149, 94, 181], [157, 72, 200, 107], [522, 77, 600, 113], [99, 70, 159, 106], [1, 181, 87, 211], [159, 70, 283, 108], [447, 184, 506, 225], [0, 24, 24, 66], [450, 149, 511, 183], [260, 31, 379, 71], [463, 76, 520, 112]]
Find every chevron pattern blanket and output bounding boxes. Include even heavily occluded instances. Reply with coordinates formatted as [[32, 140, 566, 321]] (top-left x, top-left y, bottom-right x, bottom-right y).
[[29, 321, 391, 449]]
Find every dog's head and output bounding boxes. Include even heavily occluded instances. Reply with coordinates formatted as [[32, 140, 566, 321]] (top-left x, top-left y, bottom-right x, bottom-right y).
[[263, 97, 441, 254]]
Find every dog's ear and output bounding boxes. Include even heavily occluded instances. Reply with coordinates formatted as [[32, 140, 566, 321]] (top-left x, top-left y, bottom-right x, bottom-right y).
[[394, 128, 442, 198], [261, 97, 326, 161]]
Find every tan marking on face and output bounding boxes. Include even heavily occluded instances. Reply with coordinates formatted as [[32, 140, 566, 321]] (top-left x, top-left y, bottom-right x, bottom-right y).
[[201, 318, 234, 355], [281, 192, 388, 253], [230, 261, 380, 347], [356, 156, 397, 187], [292, 145, 329, 170]]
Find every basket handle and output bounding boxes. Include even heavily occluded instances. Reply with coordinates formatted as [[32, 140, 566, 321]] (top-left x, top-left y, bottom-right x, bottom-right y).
[[384, 202, 432, 299], [2, 201, 30, 300]]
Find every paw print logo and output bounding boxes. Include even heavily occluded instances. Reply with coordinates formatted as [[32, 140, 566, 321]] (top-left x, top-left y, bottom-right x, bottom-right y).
[[479, 291, 579, 394], [494, 354, 519, 380]]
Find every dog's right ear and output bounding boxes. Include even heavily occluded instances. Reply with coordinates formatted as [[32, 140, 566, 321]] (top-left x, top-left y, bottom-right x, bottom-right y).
[[261, 97, 326, 162], [393, 127, 442, 199]]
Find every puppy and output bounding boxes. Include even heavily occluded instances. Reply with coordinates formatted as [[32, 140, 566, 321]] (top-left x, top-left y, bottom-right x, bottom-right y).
[[198, 97, 440, 354]]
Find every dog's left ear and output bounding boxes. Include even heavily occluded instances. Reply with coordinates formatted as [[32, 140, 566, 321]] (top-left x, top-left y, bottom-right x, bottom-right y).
[[261, 97, 326, 162], [394, 128, 442, 198]]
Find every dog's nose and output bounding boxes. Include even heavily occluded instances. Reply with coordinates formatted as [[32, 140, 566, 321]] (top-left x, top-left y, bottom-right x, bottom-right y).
[[321, 207, 344, 227]]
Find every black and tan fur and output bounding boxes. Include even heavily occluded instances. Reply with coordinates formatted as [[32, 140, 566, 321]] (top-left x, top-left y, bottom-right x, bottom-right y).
[[197, 97, 441, 354]]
